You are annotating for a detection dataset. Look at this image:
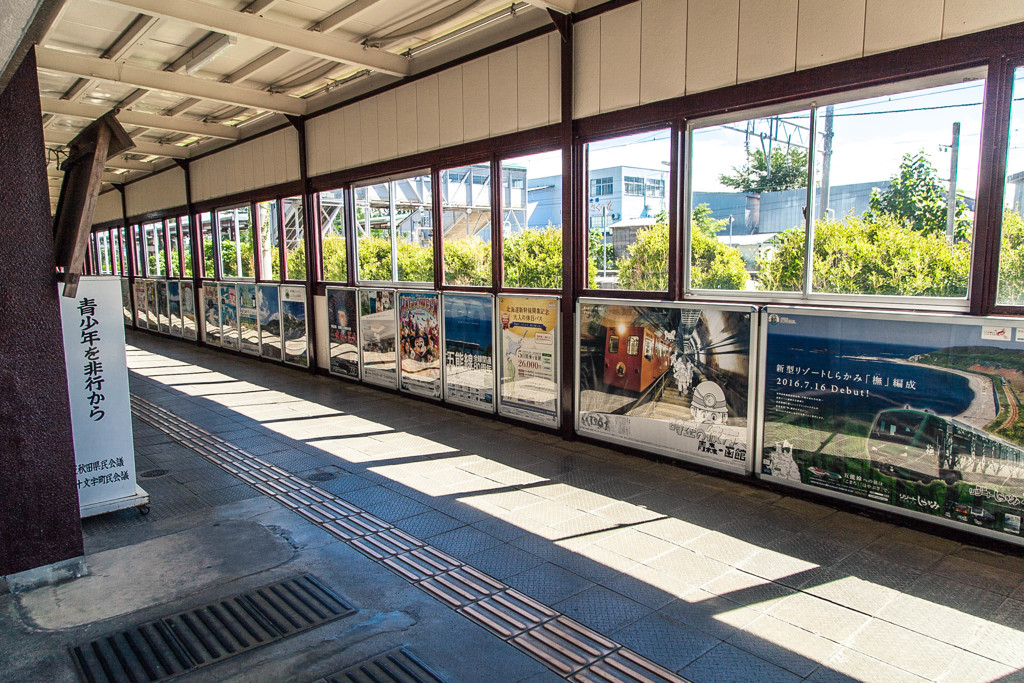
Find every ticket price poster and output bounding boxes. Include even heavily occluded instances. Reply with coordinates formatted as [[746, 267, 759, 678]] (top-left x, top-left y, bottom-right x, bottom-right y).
[[761, 308, 1024, 541], [257, 284, 282, 360], [326, 287, 359, 379], [167, 280, 182, 337], [203, 285, 221, 346], [133, 281, 147, 328], [157, 281, 170, 334], [577, 300, 753, 473], [443, 293, 495, 412], [237, 283, 259, 355], [180, 281, 198, 340], [399, 291, 441, 399], [145, 280, 158, 331], [280, 285, 309, 367], [359, 289, 397, 388], [498, 295, 560, 427], [220, 283, 239, 350]]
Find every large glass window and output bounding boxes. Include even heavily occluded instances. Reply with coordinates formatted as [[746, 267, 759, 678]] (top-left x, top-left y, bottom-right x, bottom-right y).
[[143, 221, 164, 276], [256, 200, 281, 280], [199, 212, 214, 278], [355, 181, 391, 281], [442, 163, 492, 286], [318, 190, 346, 282], [217, 204, 253, 279], [999, 66, 1024, 306], [395, 173, 433, 283], [116, 227, 127, 275], [283, 196, 305, 280], [587, 131, 671, 290], [167, 218, 180, 278], [502, 150, 562, 289], [180, 216, 193, 277]]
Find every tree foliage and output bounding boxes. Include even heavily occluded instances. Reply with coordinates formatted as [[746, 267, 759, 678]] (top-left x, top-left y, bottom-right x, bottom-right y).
[[719, 147, 809, 193], [867, 151, 971, 240], [444, 238, 492, 286], [502, 226, 563, 289], [997, 211, 1024, 305]]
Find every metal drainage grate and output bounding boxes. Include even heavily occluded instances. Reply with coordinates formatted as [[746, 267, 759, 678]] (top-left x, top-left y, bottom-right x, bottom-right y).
[[307, 472, 338, 482], [138, 469, 169, 479], [315, 647, 449, 683], [71, 574, 355, 683]]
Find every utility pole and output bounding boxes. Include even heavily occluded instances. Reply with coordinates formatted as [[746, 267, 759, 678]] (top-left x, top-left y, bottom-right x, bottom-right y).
[[818, 105, 834, 220], [946, 122, 961, 245]]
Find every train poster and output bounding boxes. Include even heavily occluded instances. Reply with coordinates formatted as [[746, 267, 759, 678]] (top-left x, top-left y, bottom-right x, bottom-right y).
[[237, 283, 259, 355], [257, 284, 281, 360], [145, 280, 158, 331], [576, 300, 754, 472], [443, 293, 495, 412], [326, 287, 359, 379], [203, 285, 220, 346], [498, 294, 560, 428], [760, 307, 1024, 542], [359, 289, 397, 388], [220, 283, 239, 350], [156, 280, 170, 334], [180, 281, 197, 341], [398, 291, 441, 399], [280, 285, 308, 367], [167, 280, 182, 337]]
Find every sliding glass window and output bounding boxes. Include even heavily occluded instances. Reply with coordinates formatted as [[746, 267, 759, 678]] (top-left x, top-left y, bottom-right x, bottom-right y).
[[442, 164, 492, 287], [318, 190, 346, 282], [282, 196, 305, 280], [998, 66, 1024, 306], [256, 200, 281, 280], [501, 150, 562, 289]]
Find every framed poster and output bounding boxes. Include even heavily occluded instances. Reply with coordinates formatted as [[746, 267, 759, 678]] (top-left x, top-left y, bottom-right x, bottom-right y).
[[257, 284, 282, 360], [220, 283, 239, 350], [145, 280, 158, 331], [359, 289, 397, 388], [156, 280, 170, 334], [203, 284, 221, 346], [576, 299, 755, 473], [398, 291, 441, 399], [180, 281, 197, 341], [443, 293, 495, 412], [280, 285, 309, 367], [326, 287, 359, 379], [133, 281, 147, 328], [121, 278, 132, 327], [237, 283, 259, 355], [167, 280, 182, 337], [497, 294, 560, 428], [759, 307, 1024, 544]]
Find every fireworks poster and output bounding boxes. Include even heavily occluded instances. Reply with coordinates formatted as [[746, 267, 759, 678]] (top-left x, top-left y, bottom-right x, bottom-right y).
[[257, 284, 281, 360], [280, 285, 308, 367], [156, 281, 170, 334], [761, 308, 1024, 542], [398, 291, 441, 399], [577, 299, 754, 473], [237, 283, 259, 355], [203, 285, 221, 346], [497, 295, 560, 428], [167, 280, 182, 337], [180, 281, 197, 340], [326, 287, 359, 379], [220, 283, 239, 350], [359, 289, 397, 388], [443, 293, 495, 412]]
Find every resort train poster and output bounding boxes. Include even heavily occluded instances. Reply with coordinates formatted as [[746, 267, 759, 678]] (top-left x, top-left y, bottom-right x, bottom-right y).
[[761, 308, 1024, 539]]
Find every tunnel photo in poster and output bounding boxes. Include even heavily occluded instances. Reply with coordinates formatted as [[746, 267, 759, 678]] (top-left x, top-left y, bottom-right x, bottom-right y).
[[280, 285, 308, 367], [237, 283, 259, 355], [167, 280, 182, 337], [443, 293, 495, 412], [359, 289, 397, 388], [145, 280, 158, 331], [498, 295, 560, 427], [220, 283, 239, 350], [203, 285, 221, 346], [761, 308, 1024, 542], [577, 300, 753, 472], [398, 291, 441, 399], [326, 287, 359, 379], [181, 281, 197, 340], [157, 281, 170, 334], [257, 284, 281, 360]]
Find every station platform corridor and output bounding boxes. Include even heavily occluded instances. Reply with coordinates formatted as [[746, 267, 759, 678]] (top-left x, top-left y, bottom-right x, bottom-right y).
[[3, 330, 1024, 683]]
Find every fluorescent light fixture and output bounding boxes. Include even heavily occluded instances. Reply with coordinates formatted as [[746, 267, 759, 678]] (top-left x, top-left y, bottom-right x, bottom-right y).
[[184, 34, 237, 75]]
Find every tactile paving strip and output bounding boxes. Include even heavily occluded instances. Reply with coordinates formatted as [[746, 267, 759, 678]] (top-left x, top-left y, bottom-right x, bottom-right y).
[[131, 396, 691, 683]]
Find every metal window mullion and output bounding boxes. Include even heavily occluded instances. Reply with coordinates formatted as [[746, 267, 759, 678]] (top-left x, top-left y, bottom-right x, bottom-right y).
[[802, 107, 820, 298], [389, 183, 398, 282]]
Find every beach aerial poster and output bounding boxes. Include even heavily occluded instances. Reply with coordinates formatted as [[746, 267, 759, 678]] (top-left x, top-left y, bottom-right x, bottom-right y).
[[180, 281, 197, 340], [497, 294, 560, 428], [220, 283, 239, 350], [398, 291, 441, 399], [443, 293, 495, 412], [326, 287, 359, 379], [257, 284, 281, 360], [761, 308, 1024, 541], [237, 283, 259, 355], [280, 285, 309, 367], [577, 300, 754, 473], [203, 285, 221, 346]]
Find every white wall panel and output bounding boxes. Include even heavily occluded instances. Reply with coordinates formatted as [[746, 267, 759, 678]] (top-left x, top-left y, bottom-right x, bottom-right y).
[[738, 0, 797, 82], [359, 98, 380, 165], [640, 0, 686, 104], [573, 17, 601, 118], [191, 128, 300, 203], [396, 83, 419, 156], [242, 140, 256, 191], [377, 90, 399, 161], [416, 75, 441, 153], [548, 33, 561, 123], [488, 48, 518, 136], [600, 3, 642, 113], [517, 37, 550, 130], [943, 0, 1024, 37], [864, 0, 942, 54], [462, 57, 490, 142], [252, 131, 266, 189], [344, 105, 362, 169], [328, 109, 346, 174], [686, 0, 739, 94], [438, 68, 465, 147], [796, 0, 866, 70], [283, 128, 300, 184], [93, 190, 123, 225], [307, 117, 327, 177]]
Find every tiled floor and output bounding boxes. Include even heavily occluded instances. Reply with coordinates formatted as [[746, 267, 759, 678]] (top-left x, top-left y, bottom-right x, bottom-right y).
[[103, 332, 1024, 681]]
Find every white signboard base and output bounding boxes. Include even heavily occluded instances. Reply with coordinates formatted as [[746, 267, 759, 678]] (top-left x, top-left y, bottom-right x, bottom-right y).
[[80, 485, 150, 518]]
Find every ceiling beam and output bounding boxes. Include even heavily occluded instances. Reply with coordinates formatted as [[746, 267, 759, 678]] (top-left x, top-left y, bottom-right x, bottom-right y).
[[41, 98, 241, 139], [104, 158, 159, 172], [524, 0, 576, 13], [93, 0, 411, 77], [314, 0, 385, 34], [37, 47, 307, 115], [46, 130, 193, 159]]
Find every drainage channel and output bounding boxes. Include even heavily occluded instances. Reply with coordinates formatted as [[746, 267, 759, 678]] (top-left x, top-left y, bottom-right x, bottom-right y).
[[130, 395, 689, 683]]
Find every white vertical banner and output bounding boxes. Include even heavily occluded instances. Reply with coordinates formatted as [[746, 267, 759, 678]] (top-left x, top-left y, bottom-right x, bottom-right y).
[[59, 277, 145, 514]]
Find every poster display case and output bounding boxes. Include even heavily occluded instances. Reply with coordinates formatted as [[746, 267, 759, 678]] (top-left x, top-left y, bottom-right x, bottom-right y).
[[497, 294, 560, 428], [203, 284, 221, 346], [359, 289, 397, 388], [257, 284, 282, 360], [398, 291, 441, 399], [180, 281, 197, 340], [219, 283, 239, 350], [156, 280, 170, 334], [326, 287, 359, 379], [280, 285, 309, 367], [442, 293, 496, 412], [237, 283, 259, 355], [167, 280, 182, 337]]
